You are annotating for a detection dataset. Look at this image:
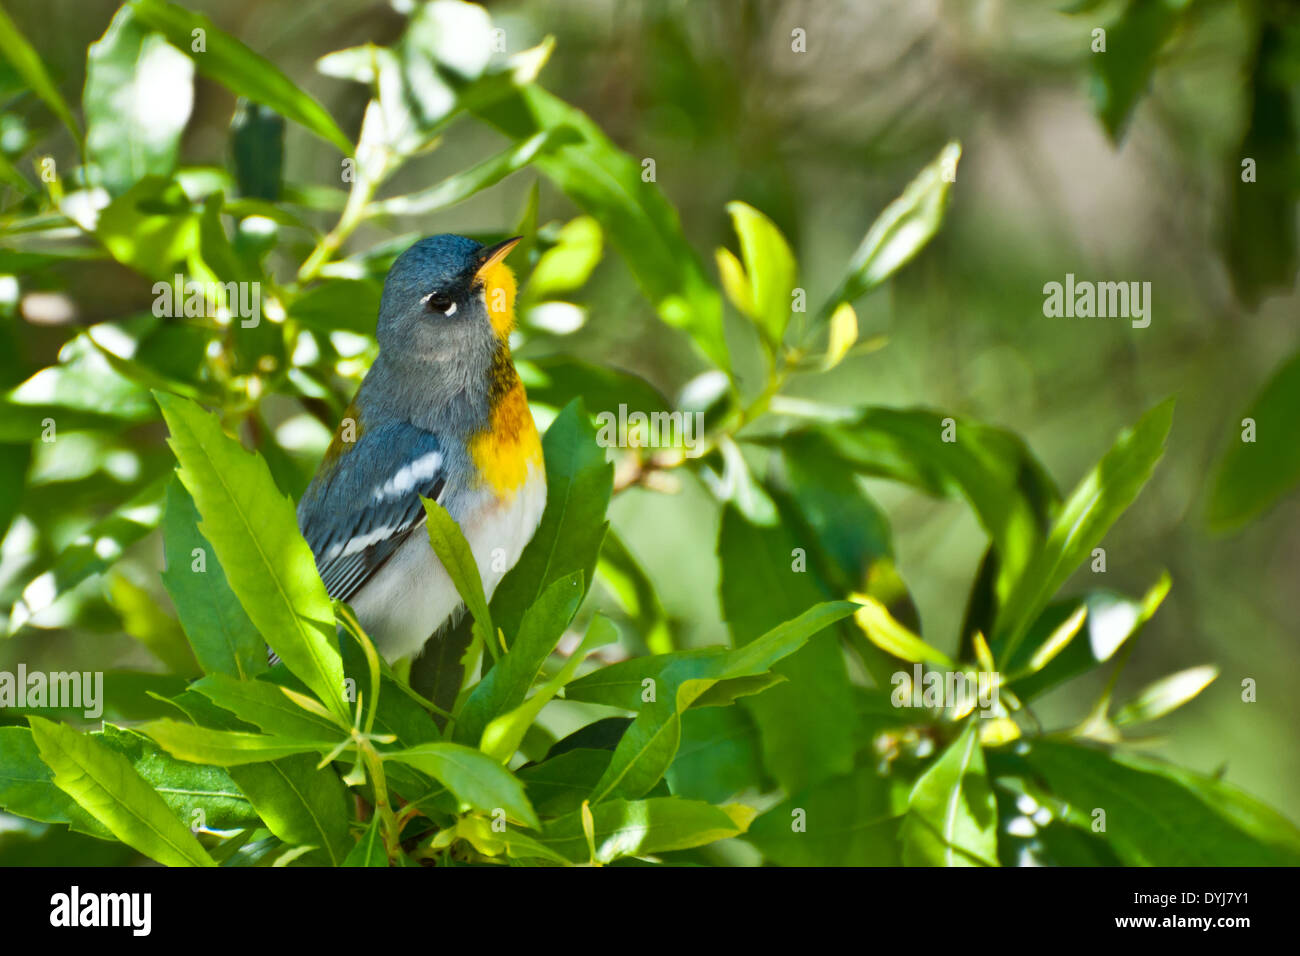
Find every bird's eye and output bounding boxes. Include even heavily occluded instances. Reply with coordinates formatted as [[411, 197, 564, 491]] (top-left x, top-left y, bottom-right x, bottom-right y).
[[423, 292, 456, 315]]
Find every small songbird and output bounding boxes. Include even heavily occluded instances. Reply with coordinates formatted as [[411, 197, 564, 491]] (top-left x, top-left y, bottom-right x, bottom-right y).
[[296, 235, 546, 662]]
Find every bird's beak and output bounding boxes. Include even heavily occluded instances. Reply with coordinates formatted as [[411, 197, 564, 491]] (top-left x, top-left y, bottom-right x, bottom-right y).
[[475, 236, 523, 278]]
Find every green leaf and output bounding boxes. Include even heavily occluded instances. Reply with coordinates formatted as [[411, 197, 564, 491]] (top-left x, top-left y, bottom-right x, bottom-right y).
[[589, 601, 857, 803], [903, 722, 998, 866], [564, 649, 783, 711], [823, 302, 858, 369], [10, 476, 167, 630], [0, 332, 157, 442], [1009, 577, 1168, 701], [721, 201, 796, 347], [95, 724, 259, 831], [710, 437, 777, 526], [1223, 22, 1298, 309], [480, 613, 617, 763], [161, 477, 267, 680], [95, 176, 200, 279], [717, 505, 858, 793], [369, 129, 580, 219], [995, 398, 1174, 662], [0, 3, 80, 140], [516, 749, 612, 817], [191, 674, 349, 740], [0, 443, 30, 543], [85, 5, 194, 196], [820, 142, 960, 318], [422, 497, 495, 656], [1113, 665, 1218, 727], [433, 814, 570, 864], [540, 797, 754, 864], [0, 727, 112, 839], [489, 400, 612, 639], [137, 718, 344, 766], [819, 408, 1058, 608], [342, 815, 387, 867], [107, 572, 200, 676], [1208, 349, 1300, 529], [665, 706, 763, 804], [397, 0, 494, 133], [525, 215, 603, 301], [1088, 0, 1188, 141], [229, 100, 285, 201], [519, 357, 670, 419], [0, 822, 140, 867], [287, 278, 383, 335], [853, 595, 955, 668], [746, 765, 904, 866], [155, 392, 349, 724], [28, 717, 216, 866], [382, 742, 539, 829], [227, 754, 353, 865], [1014, 739, 1300, 865], [455, 572, 584, 747], [128, 0, 352, 154], [778, 425, 893, 581], [473, 86, 726, 366]]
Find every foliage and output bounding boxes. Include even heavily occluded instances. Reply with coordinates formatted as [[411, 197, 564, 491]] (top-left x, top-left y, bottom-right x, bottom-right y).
[[0, 0, 1297, 867]]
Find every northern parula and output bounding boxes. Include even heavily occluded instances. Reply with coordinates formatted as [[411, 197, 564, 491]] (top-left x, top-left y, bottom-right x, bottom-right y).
[[296, 234, 546, 662]]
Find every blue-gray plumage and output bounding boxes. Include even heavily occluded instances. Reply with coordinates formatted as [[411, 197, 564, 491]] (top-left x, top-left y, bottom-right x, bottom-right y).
[[297, 421, 445, 603], [296, 234, 546, 661]]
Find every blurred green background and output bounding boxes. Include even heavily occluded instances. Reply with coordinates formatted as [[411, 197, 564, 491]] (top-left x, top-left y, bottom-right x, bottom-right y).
[[2, 0, 1297, 826]]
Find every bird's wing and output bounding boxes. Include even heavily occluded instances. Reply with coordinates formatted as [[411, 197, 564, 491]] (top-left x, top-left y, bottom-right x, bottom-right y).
[[296, 418, 448, 604]]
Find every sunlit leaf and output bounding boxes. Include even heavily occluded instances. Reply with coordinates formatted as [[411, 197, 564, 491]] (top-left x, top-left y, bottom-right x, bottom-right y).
[[85, 5, 194, 196], [129, 0, 352, 154], [155, 392, 349, 725], [1113, 665, 1218, 727], [29, 717, 215, 866], [995, 399, 1173, 662]]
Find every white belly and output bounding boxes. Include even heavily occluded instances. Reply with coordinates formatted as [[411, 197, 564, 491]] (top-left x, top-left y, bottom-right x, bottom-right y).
[[348, 466, 546, 661]]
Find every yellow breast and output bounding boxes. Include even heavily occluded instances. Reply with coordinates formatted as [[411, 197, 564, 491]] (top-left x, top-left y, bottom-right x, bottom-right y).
[[469, 378, 542, 498]]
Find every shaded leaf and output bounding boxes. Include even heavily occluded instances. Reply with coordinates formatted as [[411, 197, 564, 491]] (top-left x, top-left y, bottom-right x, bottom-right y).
[[717, 504, 858, 793], [0, 4, 79, 139], [1208, 349, 1300, 529], [1088, 0, 1188, 141], [161, 477, 267, 680], [455, 573, 584, 747], [746, 765, 904, 866], [342, 814, 387, 867], [1014, 739, 1300, 865]]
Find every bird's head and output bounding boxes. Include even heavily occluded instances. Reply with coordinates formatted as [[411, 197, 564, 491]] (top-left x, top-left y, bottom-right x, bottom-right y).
[[375, 234, 521, 362]]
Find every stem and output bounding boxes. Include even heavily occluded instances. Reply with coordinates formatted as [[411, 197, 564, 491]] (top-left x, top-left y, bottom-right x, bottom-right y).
[[358, 739, 401, 861]]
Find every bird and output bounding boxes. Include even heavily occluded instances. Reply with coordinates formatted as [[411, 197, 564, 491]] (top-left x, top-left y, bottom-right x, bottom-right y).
[[295, 234, 546, 662]]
